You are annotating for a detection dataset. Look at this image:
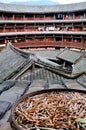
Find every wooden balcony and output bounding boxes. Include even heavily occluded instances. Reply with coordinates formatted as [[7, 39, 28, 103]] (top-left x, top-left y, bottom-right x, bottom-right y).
[[13, 41, 86, 49]]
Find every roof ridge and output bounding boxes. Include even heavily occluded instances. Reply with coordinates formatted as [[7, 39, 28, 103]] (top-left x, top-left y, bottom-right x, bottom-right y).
[[9, 42, 30, 59]]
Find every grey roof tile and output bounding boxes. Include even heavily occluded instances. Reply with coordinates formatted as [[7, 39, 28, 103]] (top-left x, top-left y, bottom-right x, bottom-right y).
[[0, 101, 11, 120], [0, 80, 16, 94], [74, 57, 86, 74], [0, 110, 11, 126], [0, 80, 30, 103], [77, 74, 86, 87], [57, 49, 83, 63], [0, 2, 86, 13], [0, 45, 28, 82]]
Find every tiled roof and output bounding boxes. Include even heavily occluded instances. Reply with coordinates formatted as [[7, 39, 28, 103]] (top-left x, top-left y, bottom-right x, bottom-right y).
[[56, 48, 86, 74], [57, 49, 83, 63], [0, 2, 86, 13], [0, 43, 86, 130], [74, 57, 86, 74], [0, 43, 61, 82], [27, 49, 60, 59], [0, 44, 30, 82], [0, 43, 85, 83]]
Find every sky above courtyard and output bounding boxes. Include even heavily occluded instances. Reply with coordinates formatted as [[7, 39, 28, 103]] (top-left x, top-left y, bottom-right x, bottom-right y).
[[0, 0, 86, 4]]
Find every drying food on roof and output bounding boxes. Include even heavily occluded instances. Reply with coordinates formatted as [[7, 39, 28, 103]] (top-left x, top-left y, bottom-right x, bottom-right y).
[[14, 91, 86, 130]]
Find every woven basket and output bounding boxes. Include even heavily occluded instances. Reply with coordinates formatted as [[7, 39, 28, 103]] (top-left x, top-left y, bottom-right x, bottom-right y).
[[10, 88, 86, 130]]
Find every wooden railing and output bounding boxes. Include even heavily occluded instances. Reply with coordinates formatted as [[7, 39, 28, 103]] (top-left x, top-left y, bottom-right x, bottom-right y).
[[0, 15, 85, 21]]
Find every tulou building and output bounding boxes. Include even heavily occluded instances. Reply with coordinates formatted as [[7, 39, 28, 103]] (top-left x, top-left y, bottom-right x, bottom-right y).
[[0, 2, 86, 130], [0, 2, 86, 50]]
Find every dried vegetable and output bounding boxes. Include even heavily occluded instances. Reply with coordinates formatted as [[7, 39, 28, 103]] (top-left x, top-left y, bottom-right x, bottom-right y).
[[15, 91, 86, 130]]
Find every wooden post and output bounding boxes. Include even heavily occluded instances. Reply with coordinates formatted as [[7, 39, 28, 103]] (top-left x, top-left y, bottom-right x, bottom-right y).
[[73, 12, 75, 19], [84, 12, 86, 19]]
